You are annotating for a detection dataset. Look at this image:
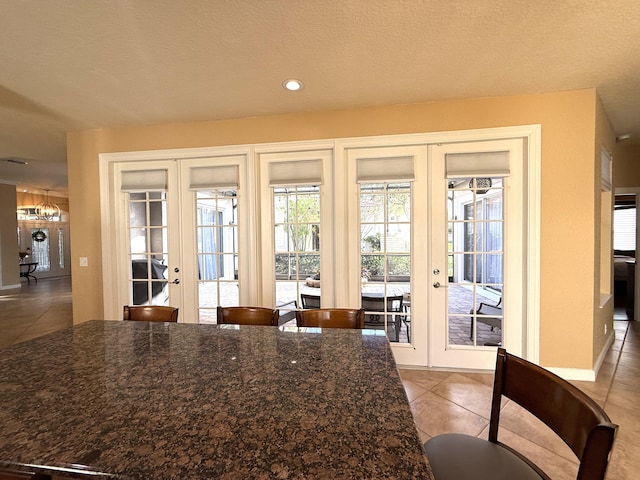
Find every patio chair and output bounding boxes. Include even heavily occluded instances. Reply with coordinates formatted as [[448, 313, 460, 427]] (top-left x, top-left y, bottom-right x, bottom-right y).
[[425, 348, 618, 480], [470, 297, 502, 340], [300, 293, 321, 309], [217, 306, 279, 326], [361, 294, 403, 341], [276, 299, 298, 324], [402, 292, 411, 342]]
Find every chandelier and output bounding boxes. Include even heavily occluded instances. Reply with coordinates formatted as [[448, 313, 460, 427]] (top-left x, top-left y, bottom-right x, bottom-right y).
[[35, 190, 61, 221]]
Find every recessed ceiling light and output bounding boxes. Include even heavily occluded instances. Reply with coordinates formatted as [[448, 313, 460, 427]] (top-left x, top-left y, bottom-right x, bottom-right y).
[[616, 134, 632, 142], [283, 79, 303, 91]]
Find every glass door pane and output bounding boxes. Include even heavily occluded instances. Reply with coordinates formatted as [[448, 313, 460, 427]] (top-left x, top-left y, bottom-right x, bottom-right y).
[[430, 137, 524, 370], [448, 178, 504, 347], [359, 182, 411, 343], [31, 228, 50, 272], [127, 192, 170, 306], [195, 189, 239, 323], [274, 186, 320, 323]]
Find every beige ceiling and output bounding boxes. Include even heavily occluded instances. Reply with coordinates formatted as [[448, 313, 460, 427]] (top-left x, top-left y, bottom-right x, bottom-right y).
[[1, 0, 639, 196]]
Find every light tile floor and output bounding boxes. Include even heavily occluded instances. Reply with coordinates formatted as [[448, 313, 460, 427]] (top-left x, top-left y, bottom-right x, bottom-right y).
[[1, 277, 638, 479], [400, 319, 640, 479], [0, 276, 73, 348]]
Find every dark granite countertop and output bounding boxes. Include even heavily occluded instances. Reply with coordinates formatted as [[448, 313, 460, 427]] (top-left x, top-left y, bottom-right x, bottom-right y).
[[0, 320, 432, 479]]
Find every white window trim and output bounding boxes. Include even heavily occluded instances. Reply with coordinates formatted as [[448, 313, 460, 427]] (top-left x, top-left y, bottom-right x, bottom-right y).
[[257, 148, 335, 307], [99, 125, 541, 363], [179, 155, 248, 320]]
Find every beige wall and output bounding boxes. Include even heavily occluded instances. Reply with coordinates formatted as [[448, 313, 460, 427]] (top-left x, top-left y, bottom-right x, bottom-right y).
[[594, 96, 617, 361], [0, 183, 20, 287], [613, 144, 640, 188], [67, 88, 614, 370], [16, 192, 70, 213]]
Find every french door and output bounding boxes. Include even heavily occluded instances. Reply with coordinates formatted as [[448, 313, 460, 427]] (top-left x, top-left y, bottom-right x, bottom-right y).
[[257, 148, 335, 318], [107, 155, 250, 322], [429, 139, 525, 369], [179, 156, 249, 323], [18, 222, 70, 278], [102, 129, 535, 368], [344, 144, 429, 366], [111, 160, 183, 317]]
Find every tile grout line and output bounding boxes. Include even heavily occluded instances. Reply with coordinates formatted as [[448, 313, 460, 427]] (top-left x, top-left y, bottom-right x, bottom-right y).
[[603, 321, 630, 409]]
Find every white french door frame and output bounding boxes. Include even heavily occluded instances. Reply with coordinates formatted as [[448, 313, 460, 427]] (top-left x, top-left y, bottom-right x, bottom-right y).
[[99, 126, 541, 367], [104, 159, 182, 317], [430, 138, 524, 369], [100, 146, 259, 321], [337, 125, 540, 367], [178, 154, 251, 322], [256, 146, 336, 307], [341, 144, 429, 366], [423, 126, 540, 365]]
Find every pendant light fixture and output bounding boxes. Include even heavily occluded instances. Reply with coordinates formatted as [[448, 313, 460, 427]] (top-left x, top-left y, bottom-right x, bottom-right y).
[[35, 190, 61, 221], [469, 177, 492, 195]]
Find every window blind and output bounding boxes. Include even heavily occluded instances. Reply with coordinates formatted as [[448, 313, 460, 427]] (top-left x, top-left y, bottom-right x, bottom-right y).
[[189, 165, 239, 190], [120, 169, 167, 192], [445, 151, 510, 178], [356, 156, 415, 183], [614, 208, 637, 251], [268, 159, 323, 187]]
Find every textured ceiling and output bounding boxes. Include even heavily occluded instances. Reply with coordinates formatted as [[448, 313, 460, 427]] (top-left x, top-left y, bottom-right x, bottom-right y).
[[1, 0, 639, 196]]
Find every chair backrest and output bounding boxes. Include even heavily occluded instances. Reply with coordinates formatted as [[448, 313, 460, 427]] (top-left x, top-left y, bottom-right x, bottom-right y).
[[300, 293, 321, 309], [296, 308, 365, 329], [361, 294, 403, 312], [490, 348, 617, 480], [216, 306, 280, 326], [123, 305, 179, 322]]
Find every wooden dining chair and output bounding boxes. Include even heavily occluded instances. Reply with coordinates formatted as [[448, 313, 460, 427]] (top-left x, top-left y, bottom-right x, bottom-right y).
[[123, 305, 179, 322], [424, 348, 618, 480], [296, 308, 365, 329], [217, 306, 280, 326]]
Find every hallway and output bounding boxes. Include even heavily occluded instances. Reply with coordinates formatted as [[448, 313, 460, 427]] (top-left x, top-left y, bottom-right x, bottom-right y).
[[0, 276, 72, 348]]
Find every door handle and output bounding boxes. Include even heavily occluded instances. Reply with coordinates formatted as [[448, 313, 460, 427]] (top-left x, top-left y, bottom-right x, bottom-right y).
[[172, 279, 180, 285]]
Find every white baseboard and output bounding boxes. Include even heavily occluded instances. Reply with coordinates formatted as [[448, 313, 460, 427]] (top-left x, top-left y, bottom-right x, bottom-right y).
[[546, 331, 616, 381], [546, 366, 596, 381], [0, 283, 21, 290]]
